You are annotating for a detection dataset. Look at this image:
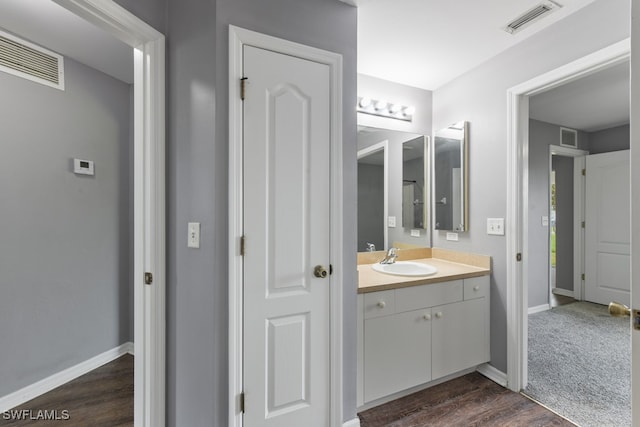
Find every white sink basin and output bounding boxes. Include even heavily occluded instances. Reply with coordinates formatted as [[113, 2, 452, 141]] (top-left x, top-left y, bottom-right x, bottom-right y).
[[372, 261, 438, 277]]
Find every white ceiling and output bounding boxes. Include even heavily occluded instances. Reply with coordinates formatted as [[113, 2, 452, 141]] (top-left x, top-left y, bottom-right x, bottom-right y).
[[358, 0, 597, 91], [529, 62, 630, 132], [0, 0, 133, 84]]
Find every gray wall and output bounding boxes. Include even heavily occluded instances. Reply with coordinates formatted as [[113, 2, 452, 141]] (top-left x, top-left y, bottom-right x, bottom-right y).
[[527, 119, 588, 308], [432, 0, 630, 373], [552, 156, 575, 292], [358, 164, 385, 251], [0, 58, 132, 396], [589, 123, 630, 153], [167, 0, 357, 425]]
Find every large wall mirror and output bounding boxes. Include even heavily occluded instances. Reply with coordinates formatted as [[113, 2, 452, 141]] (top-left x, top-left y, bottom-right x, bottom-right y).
[[434, 121, 469, 232], [357, 126, 430, 252]]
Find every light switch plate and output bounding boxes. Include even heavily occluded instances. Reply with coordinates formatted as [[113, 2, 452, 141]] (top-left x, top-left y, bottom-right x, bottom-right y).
[[388, 216, 396, 228], [542, 216, 549, 226], [487, 218, 505, 235], [446, 232, 458, 241], [410, 229, 420, 237], [188, 222, 200, 248]]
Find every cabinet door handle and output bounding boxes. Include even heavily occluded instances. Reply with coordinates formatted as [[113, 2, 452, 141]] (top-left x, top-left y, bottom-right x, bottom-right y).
[[474, 285, 481, 291], [377, 301, 386, 309], [435, 312, 443, 319], [423, 314, 431, 321]]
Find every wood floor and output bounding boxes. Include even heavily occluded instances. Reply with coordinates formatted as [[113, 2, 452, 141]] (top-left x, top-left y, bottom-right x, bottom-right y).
[[0, 355, 133, 427], [358, 372, 575, 427]]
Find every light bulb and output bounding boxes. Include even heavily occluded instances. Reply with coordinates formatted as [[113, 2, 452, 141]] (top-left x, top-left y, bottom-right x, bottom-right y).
[[403, 106, 416, 116], [389, 103, 402, 114], [358, 97, 372, 109], [374, 99, 388, 111]]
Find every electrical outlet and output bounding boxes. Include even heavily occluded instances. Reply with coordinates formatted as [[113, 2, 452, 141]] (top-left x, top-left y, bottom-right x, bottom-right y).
[[542, 216, 549, 226], [446, 232, 458, 241], [188, 222, 200, 248], [388, 216, 396, 228], [410, 229, 420, 237], [487, 218, 505, 236]]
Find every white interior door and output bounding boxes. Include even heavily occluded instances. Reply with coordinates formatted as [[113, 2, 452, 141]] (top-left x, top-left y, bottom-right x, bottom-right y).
[[584, 150, 630, 306], [242, 45, 331, 427]]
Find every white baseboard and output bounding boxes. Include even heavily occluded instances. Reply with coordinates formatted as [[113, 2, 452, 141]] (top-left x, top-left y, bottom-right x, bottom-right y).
[[343, 418, 361, 427], [528, 304, 550, 314], [552, 287, 574, 298], [476, 363, 508, 387], [0, 342, 133, 413]]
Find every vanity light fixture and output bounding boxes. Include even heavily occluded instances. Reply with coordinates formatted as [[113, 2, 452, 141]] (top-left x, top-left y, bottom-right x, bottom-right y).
[[357, 96, 414, 122]]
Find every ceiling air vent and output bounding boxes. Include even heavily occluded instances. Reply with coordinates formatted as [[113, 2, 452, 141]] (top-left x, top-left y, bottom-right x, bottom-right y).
[[0, 29, 64, 90], [560, 127, 578, 148], [504, 1, 562, 35]]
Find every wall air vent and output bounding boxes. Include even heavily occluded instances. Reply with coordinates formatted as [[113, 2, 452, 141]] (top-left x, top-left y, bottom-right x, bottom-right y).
[[560, 127, 578, 148], [0, 29, 64, 90], [504, 1, 562, 35]]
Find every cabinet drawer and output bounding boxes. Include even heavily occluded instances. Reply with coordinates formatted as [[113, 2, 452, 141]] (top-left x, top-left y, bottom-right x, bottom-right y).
[[395, 280, 463, 313], [464, 276, 490, 300], [364, 290, 395, 319]]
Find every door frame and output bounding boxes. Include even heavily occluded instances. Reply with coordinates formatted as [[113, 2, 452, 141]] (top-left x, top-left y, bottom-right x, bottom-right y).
[[506, 38, 629, 391], [357, 140, 389, 251], [55, 1, 166, 425], [548, 145, 588, 303], [228, 26, 344, 427]]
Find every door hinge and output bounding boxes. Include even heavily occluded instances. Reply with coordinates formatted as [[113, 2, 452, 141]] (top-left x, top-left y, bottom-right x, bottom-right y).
[[582, 273, 585, 281], [240, 77, 248, 100], [239, 392, 245, 413], [144, 272, 153, 285], [582, 221, 585, 228], [329, 264, 333, 275], [240, 235, 246, 256], [516, 253, 522, 262], [582, 168, 586, 176]]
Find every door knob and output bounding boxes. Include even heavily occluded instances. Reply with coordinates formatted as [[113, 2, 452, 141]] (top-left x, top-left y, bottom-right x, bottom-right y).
[[314, 265, 328, 278], [609, 302, 630, 317]]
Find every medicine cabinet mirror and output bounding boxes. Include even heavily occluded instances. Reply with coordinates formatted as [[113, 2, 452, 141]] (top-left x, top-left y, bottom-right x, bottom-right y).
[[434, 121, 469, 232], [357, 126, 430, 252]]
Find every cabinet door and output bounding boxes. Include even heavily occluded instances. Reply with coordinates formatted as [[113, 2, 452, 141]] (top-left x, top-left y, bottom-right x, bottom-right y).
[[364, 309, 431, 402], [431, 298, 487, 380]]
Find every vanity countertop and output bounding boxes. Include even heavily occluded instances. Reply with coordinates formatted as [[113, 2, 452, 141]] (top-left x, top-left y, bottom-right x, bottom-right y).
[[357, 248, 490, 294]]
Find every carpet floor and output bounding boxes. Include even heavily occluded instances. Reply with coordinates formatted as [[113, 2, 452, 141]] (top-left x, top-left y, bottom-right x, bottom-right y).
[[525, 301, 630, 427]]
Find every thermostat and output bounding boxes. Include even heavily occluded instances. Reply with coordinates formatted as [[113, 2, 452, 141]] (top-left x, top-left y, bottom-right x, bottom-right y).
[[74, 158, 94, 175]]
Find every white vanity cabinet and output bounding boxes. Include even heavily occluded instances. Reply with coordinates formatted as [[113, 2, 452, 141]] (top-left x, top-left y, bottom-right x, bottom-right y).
[[357, 275, 490, 407]]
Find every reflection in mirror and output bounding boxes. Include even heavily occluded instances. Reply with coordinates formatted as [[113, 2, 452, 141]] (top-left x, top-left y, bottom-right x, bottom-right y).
[[357, 126, 430, 252], [402, 137, 427, 230], [434, 121, 468, 232], [357, 141, 387, 252]]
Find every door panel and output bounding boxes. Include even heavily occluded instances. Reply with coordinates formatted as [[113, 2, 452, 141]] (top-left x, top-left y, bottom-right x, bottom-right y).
[[584, 150, 630, 306], [243, 45, 330, 427]]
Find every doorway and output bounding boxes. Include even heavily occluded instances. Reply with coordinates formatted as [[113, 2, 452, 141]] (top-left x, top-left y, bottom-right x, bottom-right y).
[[0, 1, 165, 425], [228, 26, 344, 427], [507, 40, 633, 426]]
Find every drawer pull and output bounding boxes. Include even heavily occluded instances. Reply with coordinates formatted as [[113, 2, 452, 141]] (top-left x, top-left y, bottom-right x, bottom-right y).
[[435, 312, 443, 319], [423, 314, 431, 321], [474, 285, 481, 291], [377, 301, 386, 309]]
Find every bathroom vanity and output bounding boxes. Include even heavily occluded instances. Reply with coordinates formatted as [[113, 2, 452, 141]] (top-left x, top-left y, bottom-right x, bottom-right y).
[[356, 248, 491, 408]]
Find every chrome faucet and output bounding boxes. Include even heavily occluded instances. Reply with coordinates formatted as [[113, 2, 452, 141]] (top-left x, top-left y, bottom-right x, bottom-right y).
[[365, 242, 376, 252], [379, 247, 399, 264]]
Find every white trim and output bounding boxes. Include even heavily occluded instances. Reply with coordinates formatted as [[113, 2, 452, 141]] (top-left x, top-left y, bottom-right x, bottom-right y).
[[0, 343, 133, 413], [506, 39, 629, 392], [476, 363, 508, 387], [358, 140, 389, 250], [548, 145, 588, 305], [343, 419, 361, 427], [54, 2, 166, 426], [528, 304, 550, 314], [552, 287, 575, 298], [228, 25, 344, 427]]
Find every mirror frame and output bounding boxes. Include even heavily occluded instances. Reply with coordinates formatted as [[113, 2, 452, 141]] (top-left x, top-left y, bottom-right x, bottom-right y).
[[402, 135, 430, 231], [433, 121, 469, 232]]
